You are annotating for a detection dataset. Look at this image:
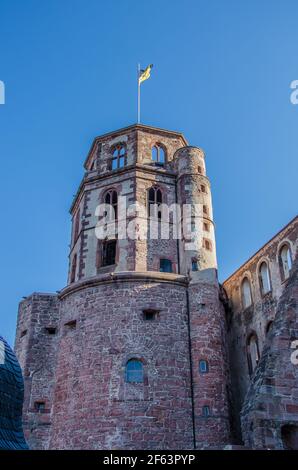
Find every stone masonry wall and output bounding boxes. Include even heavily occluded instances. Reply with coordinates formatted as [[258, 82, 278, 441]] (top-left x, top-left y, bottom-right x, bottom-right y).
[[49, 276, 194, 450], [241, 255, 298, 449], [14, 293, 60, 449], [223, 216, 298, 440]]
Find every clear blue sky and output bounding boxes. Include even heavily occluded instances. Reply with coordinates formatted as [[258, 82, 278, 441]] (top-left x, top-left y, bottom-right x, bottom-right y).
[[0, 0, 297, 346]]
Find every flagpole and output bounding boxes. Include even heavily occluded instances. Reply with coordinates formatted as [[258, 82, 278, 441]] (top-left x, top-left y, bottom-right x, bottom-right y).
[[137, 63, 141, 123]]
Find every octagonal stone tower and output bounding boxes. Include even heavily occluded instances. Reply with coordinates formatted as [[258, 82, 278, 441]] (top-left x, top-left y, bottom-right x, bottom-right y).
[[15, 124, 230, 449]]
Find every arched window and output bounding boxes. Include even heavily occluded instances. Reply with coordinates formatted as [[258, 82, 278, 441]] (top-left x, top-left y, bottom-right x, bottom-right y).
[[148, 186, 162, 219], [241, 277, 252, 309], [279, 244, 292, 281], [111, 144, 126, 170], [151, 145, 165, 165], [247, 333, 260, 375], [70, 254, 77, 283], [259, 261, 271, 295], [104, 189, 118, 220], [74, 209, 80, 241], [125, 359, 144, 383]]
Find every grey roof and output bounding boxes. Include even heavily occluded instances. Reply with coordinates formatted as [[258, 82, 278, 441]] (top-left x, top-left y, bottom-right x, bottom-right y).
[[0, 336, 28, 449]]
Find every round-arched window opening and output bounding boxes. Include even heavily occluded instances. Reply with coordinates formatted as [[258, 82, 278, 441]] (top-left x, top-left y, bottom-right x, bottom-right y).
[[151, 145, 165, 165], [241, 278, 252, 309], [125, 359, 144, 383], [279, 244, 292, 281], [259, 262, 271, 295]]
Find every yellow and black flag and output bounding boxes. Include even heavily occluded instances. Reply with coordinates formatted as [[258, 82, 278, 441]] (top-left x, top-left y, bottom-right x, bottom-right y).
[[139, 64, 153, 85]]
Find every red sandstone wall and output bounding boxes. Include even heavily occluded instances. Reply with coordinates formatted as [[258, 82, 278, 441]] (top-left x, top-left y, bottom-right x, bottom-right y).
[[14, 293, 60, 449], [188, 282, 231, 448], [49, 279, 194, 450]]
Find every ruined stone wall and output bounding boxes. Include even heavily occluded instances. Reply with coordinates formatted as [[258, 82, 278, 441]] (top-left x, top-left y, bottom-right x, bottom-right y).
[[223, 216, 298, 439], [49, 275, 194, 450], [241, 256, 298, 449], [14, 293, 60, 449]]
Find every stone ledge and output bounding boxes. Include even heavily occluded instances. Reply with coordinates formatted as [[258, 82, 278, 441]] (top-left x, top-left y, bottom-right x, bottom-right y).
[[58, 271, 189, 299]]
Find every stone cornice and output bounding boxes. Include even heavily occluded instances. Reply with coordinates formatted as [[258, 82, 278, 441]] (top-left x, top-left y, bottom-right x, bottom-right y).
[[58, 271, 188, 299]]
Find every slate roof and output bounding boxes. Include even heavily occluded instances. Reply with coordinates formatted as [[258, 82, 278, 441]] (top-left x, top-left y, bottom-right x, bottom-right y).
[[0, 336, 28, 449]]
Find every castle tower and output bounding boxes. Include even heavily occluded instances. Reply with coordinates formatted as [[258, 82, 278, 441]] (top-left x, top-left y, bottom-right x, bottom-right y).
[[15, 124, 230, 450], [174, 146, 230, 447]]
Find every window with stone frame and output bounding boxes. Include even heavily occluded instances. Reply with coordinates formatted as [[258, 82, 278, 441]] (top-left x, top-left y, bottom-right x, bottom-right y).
[[143, 309, 159, 321], [241, 277, 252, 309], [148, 186, 163, 219], [151, 144, 165, 165], [160, 258, 173, 273], [247, 333, 260, 375], [199, 360, 209, 373], [104, 189, 118, 220], [111, 144, 126, 170], [34, 401, 46, 413], [204, 239, 212, 251], [279, 244, 293, 281], [259, 261, 271, 295], [203, 205, 208, 216], [101, 239, 117, 267], [125, 359, 144, 383]]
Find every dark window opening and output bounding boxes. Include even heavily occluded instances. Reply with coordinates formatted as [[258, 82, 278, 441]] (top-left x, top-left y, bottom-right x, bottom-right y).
[[201, 185, 206, 193], [160, 258, 173, 273], [198, 165, 203, 174], [148, 187, 162, 219], [102, 239, 116, 267], [204, 239, 212, 251], [143, 309, 159, 321], [266, 321, 273, 335], [281, 425, 298, 450], [199, 360, 209, 373], [34, 401, 46, 413], [64, 320, 77, 330], [125, 359, 144, 383], [20, 329, 27, 338], [203, 222, 209, 232], [202, 406, 210, 417], [192, 259, 199, 271], [45, 327, 57, 335], [104, 190, 118, 220]]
